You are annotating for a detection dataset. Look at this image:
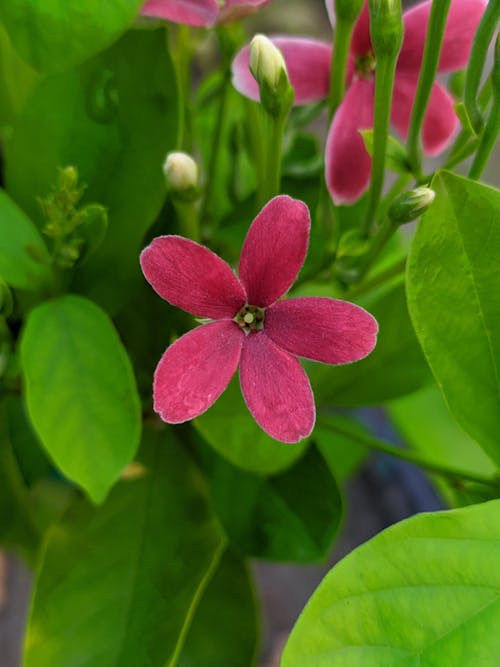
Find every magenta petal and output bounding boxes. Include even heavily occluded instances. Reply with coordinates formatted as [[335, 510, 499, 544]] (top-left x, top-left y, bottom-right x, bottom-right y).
[[239, 332, 315, 443], [219, 0, 272, 22], [239, 195, 310, 307], [265, 297, 378, 364], [325, 78, 374, 205], [232, 37, 332, 105], [391, 76, 458, 155], [154, 321, 244, 423], [350, 3, 372, 57], [397, 0, 487, 74], [140, 0, 219, 26], [140, 235, 246, 319]]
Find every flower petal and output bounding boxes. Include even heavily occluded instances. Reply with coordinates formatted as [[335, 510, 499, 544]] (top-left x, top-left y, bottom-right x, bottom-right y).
[[350, 3, 372, 57], [238, 195, 310, 307], [140, 235, 246, 319], [231, 37, 332, 105], [219, 0, 271, 22], [239, 332, 315, 443], [265, 297, 378, 364], [397, 0, 487, 74], [140, 0, 219, 26], [325, 77, 374, 205], [391, 75, 458, 155], [154, 321, 244, 423]]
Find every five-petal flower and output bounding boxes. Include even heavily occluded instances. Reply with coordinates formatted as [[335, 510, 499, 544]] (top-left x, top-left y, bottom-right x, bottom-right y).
[[140, 0, 272, 27], [140, 196, 378, 443], [232, 0, 486, 204]]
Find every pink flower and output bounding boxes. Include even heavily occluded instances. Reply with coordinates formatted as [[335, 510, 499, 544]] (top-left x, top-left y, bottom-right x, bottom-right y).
[[232, 0, 486, 204], [140, 196, 378, 443], [140, 0, 272, 27]]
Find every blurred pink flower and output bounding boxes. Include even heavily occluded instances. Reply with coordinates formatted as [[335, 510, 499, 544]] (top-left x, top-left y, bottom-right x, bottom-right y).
[[140, 0, 272, 27], [232, 0, 486, 204], [140, 195, 378, 443]]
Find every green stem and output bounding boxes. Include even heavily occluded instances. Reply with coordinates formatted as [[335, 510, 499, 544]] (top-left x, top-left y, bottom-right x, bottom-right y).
[[328, 19, 353, 118], [259, 112, 286, 206], [469, 92, 500, 179], [464, 0, 500, 134], [347, 255, 406, 297], [356, 215, 398, 282], [363, 55, 399, 236], [318, 417, 500, 488], [173, 199, 199, 242], [406, 0, 452, 174], [377, 173, 413, 222]]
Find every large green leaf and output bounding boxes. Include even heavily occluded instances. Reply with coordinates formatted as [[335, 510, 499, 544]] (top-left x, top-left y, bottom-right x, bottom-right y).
[[282, 499, 500, 666], [0, 0, 143, 74], [24, 429, 225, 667], [178, 550, 260, 667], [5, 28, 178, 312], [0, 188, 52, 290], [20, 295, 141, 503], [311, 282, 432, 406], [209, 446, 343, 562], [407, 171, 500, 465], [194, 377, 308, 475]]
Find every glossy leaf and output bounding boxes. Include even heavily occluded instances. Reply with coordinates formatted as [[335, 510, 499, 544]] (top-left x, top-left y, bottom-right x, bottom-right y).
[[210, 446, 343, 562], [20, 295, 141, 503], [407, 171, 500, 465], [178, 550, 259, 667], [311, 283, 432, 406], [194, 377, 308, 475], [283, 499, 500, 666], [5, 29, 179, 313], [24, 429, 225, 667], [0, 188, 52, 290], [0, 0, 143, 74]]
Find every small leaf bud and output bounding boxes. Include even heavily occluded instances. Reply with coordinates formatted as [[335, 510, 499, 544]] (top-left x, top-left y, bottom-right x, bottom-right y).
[[249, 34, 294, 117], [388, 187, 435, 225]]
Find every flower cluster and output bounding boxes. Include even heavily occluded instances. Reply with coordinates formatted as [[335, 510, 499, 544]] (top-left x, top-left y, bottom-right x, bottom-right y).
[[141, 196, 378, 442], [232, 0, 486, 203]]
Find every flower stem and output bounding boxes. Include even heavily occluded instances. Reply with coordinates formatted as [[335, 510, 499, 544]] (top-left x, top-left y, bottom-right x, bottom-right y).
[[317, 417, 500, 489], [347, 255, 406, 297], [328, 18, 353, 118], [173, 200, 199, 242], [259, 111, 287, 206], [464, 0, 500, 134], [406, 0, 452, 175]]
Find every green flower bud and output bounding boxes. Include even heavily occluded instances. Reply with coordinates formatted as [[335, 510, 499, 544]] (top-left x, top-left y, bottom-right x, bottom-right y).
[[368, 0, 403, 59], [163, 152, 200, 202], [388, 187, 435, 225], [249, 34, 294, 117]]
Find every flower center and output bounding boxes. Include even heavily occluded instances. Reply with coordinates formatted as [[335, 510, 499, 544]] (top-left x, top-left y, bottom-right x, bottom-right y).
[[235, 304, 265, 333], [355, 52, 376, 78]]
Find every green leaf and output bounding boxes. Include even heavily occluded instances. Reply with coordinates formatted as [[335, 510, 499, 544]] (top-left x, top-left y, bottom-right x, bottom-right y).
[[24, 428, 225, 667], [0, 0, 143, 74], [178, 550, 260, 667], [388, 385, 498, 505], [311, 283, 432, 406], [360, 129, 410, 173], [315, 414, 368, 482], [20, 295, 141, 503], [5, 28, 179, 312], [0, 188, 52, 290], [282, 499, 500, 666], [194, 377, 308, 475], [407, 171, 500, 465], [209, 446, 343, 562], [454, 101, 477, 137]]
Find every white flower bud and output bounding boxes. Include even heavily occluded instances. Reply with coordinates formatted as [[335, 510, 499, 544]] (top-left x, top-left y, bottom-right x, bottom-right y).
[[163, 152, 199, 192], [388, 187, 436, 225], [249, 34, 288, 91]]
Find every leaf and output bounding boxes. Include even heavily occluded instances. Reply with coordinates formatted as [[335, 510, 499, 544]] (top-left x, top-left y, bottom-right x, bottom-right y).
[[407, 171, 500, 465], [388, 385, 498, 505], [311, 282, 432, 406], [360, 129, 410, 173], [209, 446, 343, 562], [24, 428, 225, 667], [177, 550, 260, 667], [20, 295, 141, 503], [0, 0, 143, 74], [282, 499, 500, 666], [0, 188, 52, 290], [194, 377, 308, 475], [5, 28, 179, 313], [315, 414, 368, 482]]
